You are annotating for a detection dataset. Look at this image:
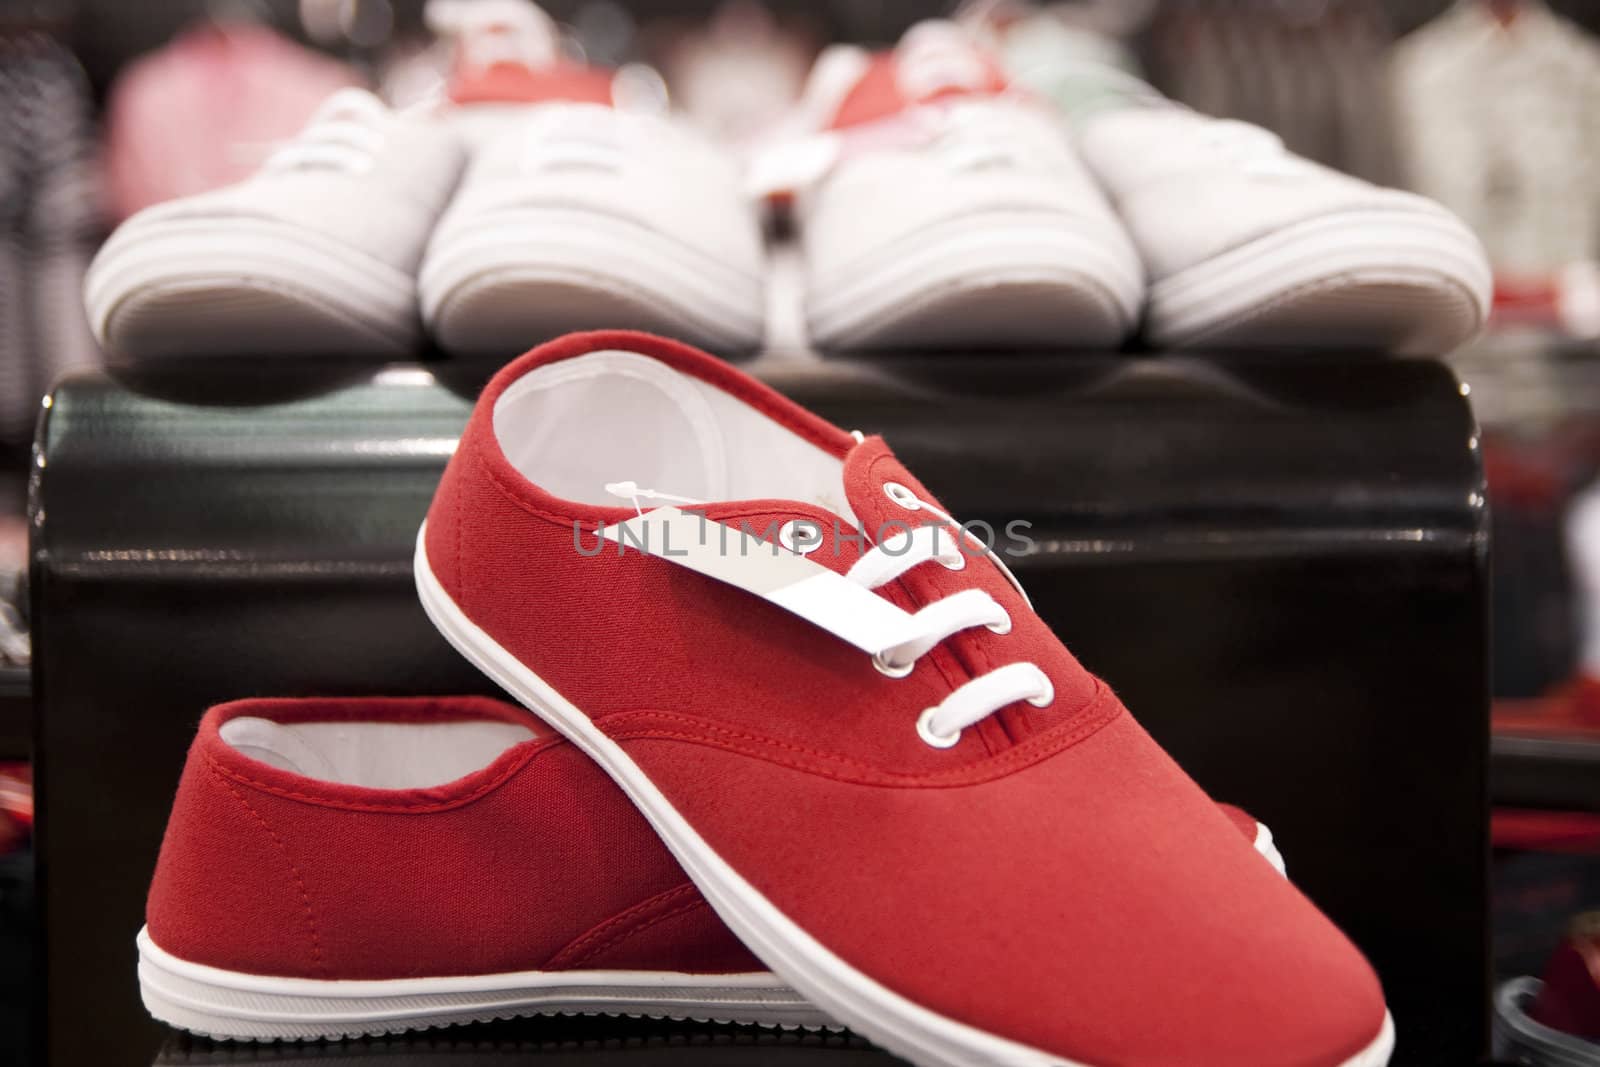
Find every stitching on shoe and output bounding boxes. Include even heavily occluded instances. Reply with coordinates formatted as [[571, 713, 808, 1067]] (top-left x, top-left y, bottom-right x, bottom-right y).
[[543, 883, 706, 971], [208, 762, 328, 978], [600, 683, 1121, 789], [476, 454, 584, 527]]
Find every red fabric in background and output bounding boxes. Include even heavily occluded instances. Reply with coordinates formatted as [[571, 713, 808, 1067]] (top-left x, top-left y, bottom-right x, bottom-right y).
[[0, 762, 28, 855], [103, 22, 360, 221], [1495, 809, 1600, 854]]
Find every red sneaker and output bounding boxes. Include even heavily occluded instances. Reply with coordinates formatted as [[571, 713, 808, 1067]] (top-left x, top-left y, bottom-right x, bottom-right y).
[[416, 330, 1393, 1067], [142, 696, 1280, 1042], [141, 695, 818, 1040]]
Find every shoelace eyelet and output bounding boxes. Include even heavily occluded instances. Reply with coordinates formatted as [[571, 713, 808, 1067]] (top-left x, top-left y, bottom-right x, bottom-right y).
[[883, 482, 920, 510], [873, 650, 915, 679], [986, 611, 1012, 635], [916, 707, 961, 749], [778, 519, 821, 555], [1027, 675, 1055, 708]]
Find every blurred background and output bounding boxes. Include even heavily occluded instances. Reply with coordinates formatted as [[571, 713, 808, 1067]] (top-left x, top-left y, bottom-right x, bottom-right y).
[[5, 0, 1600, 1061]]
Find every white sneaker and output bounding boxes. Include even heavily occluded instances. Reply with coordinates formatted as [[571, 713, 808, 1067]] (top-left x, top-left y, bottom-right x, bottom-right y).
[[419, 102, 766, 357], [425, 0, 623, 149], [790, 22, 1143, 352], [85, 90, 466, 360], [1068, 83, 1492, 354]]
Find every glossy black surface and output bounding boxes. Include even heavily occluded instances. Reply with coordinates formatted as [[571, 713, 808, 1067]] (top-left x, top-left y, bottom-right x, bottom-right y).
[[33, 350, 1489, 1065]]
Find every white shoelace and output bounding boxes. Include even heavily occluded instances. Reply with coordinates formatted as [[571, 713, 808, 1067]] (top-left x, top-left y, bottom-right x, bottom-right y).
[[846, 483, 1052, 748], [263, 90, 392, 175], [601, 475, 1052, 749]]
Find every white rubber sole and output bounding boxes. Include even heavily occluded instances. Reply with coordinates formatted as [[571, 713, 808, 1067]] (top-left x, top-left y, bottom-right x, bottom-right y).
[[85, 216, 419, 359], [804, 212, 1142, 352], [138, 927, 830, 1042], [1145, 208, 1492, 354], [419, 207, 766, 357], [414, 528, 1395, 1067]]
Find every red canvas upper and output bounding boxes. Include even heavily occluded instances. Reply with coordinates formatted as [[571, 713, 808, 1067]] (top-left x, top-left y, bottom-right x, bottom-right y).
[[148, 695, 1272, 987], [422, 330, 1390, 1066], [146, 696, 760, 980]]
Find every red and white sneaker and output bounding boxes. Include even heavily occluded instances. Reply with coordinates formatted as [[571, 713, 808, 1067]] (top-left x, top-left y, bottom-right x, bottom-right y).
[[141, 695, 1281, 1042], [140, 696, 823, 1040], [426, 0, 621, 147], [415, 330, 1393, 1067], [777, 21, 1141, 351], [417, 1, 765, 357]]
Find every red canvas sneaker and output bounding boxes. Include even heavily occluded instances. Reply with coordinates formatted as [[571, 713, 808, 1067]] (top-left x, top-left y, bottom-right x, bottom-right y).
[[140, 696, 822, 1040], [415, 330, 1394, 1067], [142, 696, 1281, 1042]]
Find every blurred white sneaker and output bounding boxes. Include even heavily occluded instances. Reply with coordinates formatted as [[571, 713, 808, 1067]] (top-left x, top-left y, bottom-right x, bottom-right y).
[[84, 90, 464, 358], [85, 90, 465, 360], [1068, 83, 1492, 354], [419, 101, 766, 356], [790, 22, 1143, 352]]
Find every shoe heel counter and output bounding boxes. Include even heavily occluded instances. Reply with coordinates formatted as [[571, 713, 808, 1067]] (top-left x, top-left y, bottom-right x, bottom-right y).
[[146, 746, 328, 979]]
